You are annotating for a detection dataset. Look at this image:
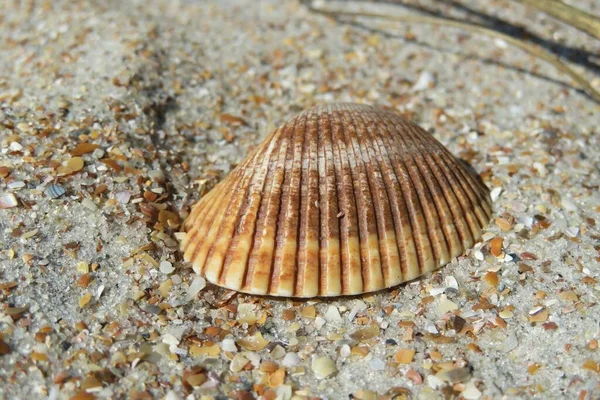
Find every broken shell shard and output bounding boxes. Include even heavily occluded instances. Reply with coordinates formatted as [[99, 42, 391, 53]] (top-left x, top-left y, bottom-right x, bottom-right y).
[[181, 103, 492, 297]]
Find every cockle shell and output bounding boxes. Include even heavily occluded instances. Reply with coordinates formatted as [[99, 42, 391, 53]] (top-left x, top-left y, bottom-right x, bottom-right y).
[[181, 103, 492, 297]]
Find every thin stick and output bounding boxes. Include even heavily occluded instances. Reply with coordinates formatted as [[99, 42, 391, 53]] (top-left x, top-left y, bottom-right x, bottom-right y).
[[522, 0, 600, 40], [306, 2, 600, 104]]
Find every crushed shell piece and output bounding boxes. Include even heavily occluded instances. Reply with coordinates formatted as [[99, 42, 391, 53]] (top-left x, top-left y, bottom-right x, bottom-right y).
[[0, 193, 18, 209], [44, 184, 66, 199], [181, 103, 492, 297], [311, 356, 337, 379]]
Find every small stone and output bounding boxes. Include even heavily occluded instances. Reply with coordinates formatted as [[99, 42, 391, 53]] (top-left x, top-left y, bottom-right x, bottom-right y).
[[436, 367, 472, 383], [190, 343, 220, 358], [438, 294, 458, 313], [45, 184, 66, 199], [405, 369, 422, 384], [187, 276, 206, 299], [79, 293, 92, 308], [412, 71, 436, 91], [221, 338, 237, 352], [461, 382, 482, 399], [115, 190, 131, 204], [68, 157, 84, 172], [311, 356, 337, 379], [350, 325, 380, 341], [394, 348, 415, 364], [0, 193, 18, 209], [281, 352, 301, 368], [271, 344, 286, 360], [237, 332, 269, 351], [352, 390, 378, 400], [528, 308, 548, 323], [230, 354, 249, 372], [324, 305, 343, 324], [490, 187, 502, 202], [490, 237, 503, 257], [160, 261, 175, 274], [76, 261, 89, 274], [369, 358, 385, 371], [82, 198, 97, 210], [71, 143, 100, 156], [495, 217, 512, 231], [483, 271, 499, 288], [301, 306, 316, 319], [158, 279, 173, 297]]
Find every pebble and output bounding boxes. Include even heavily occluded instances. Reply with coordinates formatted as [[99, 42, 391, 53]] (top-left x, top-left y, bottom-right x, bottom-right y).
[[0, 193, 18, 209], [436, 367, 472, 383], [438, 295, 458, 313], [115, 190, 131, 204], [187, 276, 206, 299], [324, 305, 343, 324], [561, 197, 578, 212], [230, 354, 249, 372], [160, 261, 175, 274], [412, 71, 436, 91], [369, 358, 385, 371], [44, 184, 66, 199], [221, 338, 237, 352], [7, 181, 25, 190], [281, 352, 301, 368], [348, 300, 367, 321], [462, 382, 482, 399], [490, 187, 502, 201], [311, 356, 337, 379], [81, 198, 97, 210]]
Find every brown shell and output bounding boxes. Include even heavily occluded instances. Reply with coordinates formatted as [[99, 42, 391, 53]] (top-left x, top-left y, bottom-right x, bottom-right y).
[[181, 103, 492, 297]]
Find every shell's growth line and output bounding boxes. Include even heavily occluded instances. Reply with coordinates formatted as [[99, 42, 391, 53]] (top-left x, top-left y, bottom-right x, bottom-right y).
[[181, 104, 492, 297]]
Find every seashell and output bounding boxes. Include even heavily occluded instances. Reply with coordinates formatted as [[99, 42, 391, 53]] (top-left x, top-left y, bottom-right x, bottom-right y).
[[181, 103, 492, 297], [45, 184, 66, 199], [0, 193, 18, 209]]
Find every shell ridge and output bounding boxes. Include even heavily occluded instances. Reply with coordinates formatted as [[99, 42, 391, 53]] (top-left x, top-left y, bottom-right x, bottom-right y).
[[365, 109, 419, 281], [221, 142, 280, 283], [288, 112, 310, 296], [182, 183, 219, 251], [204, 129, 280, 285], [424, 134, 492, 210], [432, 149, 490, 233], [295, 108, 321, 296], [397, 121, 459, 263], [317, 108, 342, 295], [364, 109, 411, 282], [418, 149, 474, 253], [264, 117, 298, 295], [268, 115, 305, 295], [386, 117, 451, 268], [356, 109, 404, 287], [183, 170, 242, 252], [377, 113, 434, 276], [185, 169, 247, 273], [331, 107, 363, 294], [409, 123, 473, 257], [423, 147, 485, 235], [418, 145, 478, 250], [238, 128, 290, 294], [346, 109, 387, 291], [417, 133, 492, 237]]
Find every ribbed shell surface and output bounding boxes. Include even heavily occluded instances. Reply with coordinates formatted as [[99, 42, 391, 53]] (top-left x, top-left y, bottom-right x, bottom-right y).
[[181, 103, 492, 297]]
